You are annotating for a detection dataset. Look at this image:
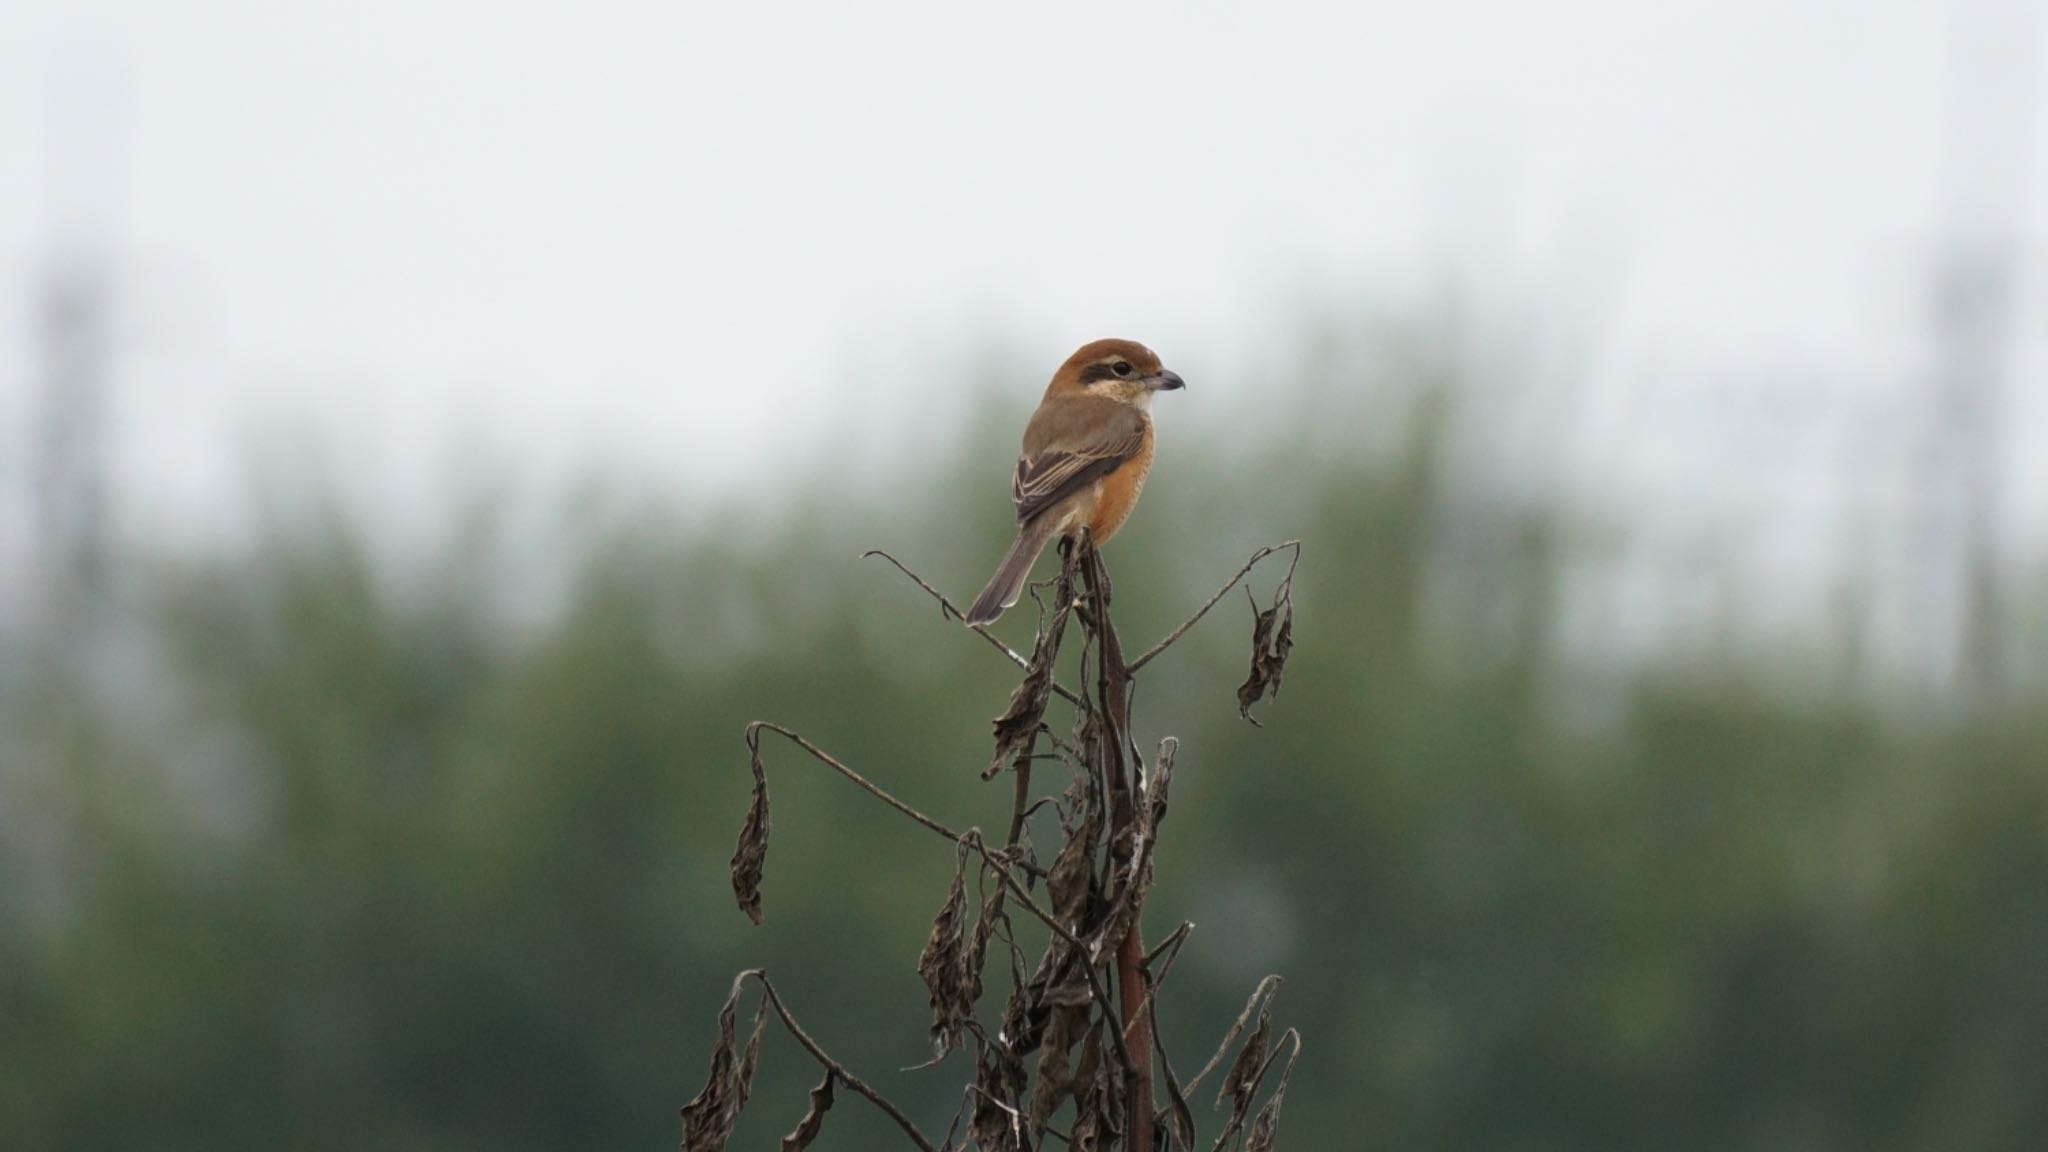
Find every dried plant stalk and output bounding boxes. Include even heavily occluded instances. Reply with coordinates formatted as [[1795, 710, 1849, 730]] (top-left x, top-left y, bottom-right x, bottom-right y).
[[683, 541, 1306, 1150]]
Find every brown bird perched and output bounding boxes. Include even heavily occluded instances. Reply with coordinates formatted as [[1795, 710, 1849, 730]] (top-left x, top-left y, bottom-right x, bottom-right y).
[[964, 338, 1185, 625]]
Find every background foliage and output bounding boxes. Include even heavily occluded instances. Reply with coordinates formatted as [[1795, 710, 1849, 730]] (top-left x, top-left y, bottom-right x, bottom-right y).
[[5, 352, 2047, 1151]]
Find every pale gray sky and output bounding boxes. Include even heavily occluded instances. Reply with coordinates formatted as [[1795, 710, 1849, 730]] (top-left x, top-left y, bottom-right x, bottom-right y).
[[1, 0, 2042, 572]]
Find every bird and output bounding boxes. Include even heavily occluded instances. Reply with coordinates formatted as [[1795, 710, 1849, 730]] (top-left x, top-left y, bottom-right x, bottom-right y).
[[964, 338, 1185, 625]]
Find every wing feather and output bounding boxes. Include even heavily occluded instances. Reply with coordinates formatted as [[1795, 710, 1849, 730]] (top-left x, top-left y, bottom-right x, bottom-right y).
[[1010, 401, 1147, 524]]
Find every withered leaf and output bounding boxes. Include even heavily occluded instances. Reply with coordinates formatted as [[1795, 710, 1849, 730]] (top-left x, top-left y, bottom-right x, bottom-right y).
[[1002, 952, 1047, 1057], [916, 847, 972, 1059], [731, 737, 772, 924], [1046, 771, 1102, 928], [680, 975, 763, 1152], [736, 999, 765, 1115], [1028, 1004, 1083, 1130], [1235, 594, 1294, 726], [1216, 998, 1271, 1114], [961, 879, 1006, 1015], [1092, 740, 1176, 966], [1202, 984, 1278, 1152], [1040, 964, 1097, 1010], [971, 1034, 1028, 1152], [1069, 1018, 1125, 1152], [779, 1071, 835, 1151], [986, 600, 1070, 779], [1244, 1033, 1301, 1152]]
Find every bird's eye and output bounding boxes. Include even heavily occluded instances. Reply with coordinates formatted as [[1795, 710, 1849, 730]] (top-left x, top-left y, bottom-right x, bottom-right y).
[[1111, 361, 1133, 378]]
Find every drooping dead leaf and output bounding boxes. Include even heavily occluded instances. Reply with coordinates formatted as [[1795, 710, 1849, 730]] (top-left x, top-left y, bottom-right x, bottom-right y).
[[736, 997, 766, 1115], [1216, 995, 1272, 1115], [731, 735, 772, 924], [961, 877, 1006, 1016], [1187, 975, 1282, 1101], [679, 974, 765, 1152], [1028, 1005, 1080, 1131], [971, 1032, 1028, 1152], [1244, 1032, 1302, 1152], [1235, 591, 1295, 726], [916, 846, 972, 1059], [779, 1071, 835, 1151], [1046, 767, 1102, 928], [986, 595, 1071, 779], [1205, 978, 1281, 1152], [1069, 1017, 1125, 1152]]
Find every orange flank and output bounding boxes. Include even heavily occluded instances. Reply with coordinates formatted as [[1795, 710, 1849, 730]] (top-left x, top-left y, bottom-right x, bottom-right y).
[[1085, 425, 1155, 542]]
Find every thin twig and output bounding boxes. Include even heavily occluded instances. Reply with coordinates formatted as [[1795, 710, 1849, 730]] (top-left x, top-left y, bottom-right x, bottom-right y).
[[1119, 922, 1196, 1051], [1185, 975, 1284, 1097], [1130, 540, 1302, 672], [862, 549, 1086, 708], [1006, 746, 1036, 851], [748, 722, 961, 842], [1143, 921, 1195, 974], [749, 722, 1051, 882], [736, 969, 940, 1152]]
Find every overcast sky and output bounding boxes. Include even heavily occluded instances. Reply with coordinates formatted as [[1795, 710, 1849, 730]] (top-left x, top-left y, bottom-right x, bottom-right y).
[[1, 0, 2043, 571]]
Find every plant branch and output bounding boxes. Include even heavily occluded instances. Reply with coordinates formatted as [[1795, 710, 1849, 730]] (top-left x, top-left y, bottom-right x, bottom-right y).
[[747, 721, 961, 842], [862, 548, 1085, 708], [1130, 541, 1301, 673], [735, 969, 940, 1152]]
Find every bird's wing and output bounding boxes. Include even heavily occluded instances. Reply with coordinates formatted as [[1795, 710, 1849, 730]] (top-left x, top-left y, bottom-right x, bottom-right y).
[[1012, 399, 1148, 525]]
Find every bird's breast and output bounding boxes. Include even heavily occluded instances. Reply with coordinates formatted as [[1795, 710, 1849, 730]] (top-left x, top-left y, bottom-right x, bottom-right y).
[[1083, 424, 1156, 543]]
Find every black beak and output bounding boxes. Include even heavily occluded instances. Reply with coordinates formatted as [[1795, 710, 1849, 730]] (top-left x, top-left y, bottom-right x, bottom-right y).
[[1153, 369, 1186, 391]]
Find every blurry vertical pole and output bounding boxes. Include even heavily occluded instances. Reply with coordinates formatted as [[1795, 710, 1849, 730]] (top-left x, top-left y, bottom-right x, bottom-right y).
[[1920, 0, 2037, 706], [32, 253, 115, 667], [30, 40, 130, 676]]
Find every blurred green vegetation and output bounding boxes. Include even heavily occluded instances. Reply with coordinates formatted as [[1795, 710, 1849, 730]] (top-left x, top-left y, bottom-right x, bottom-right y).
[[5, 375, 2048, 1152]]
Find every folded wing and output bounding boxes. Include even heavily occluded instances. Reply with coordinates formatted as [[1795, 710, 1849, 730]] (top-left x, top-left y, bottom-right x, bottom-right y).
[[1012, 400, 1147, 525]]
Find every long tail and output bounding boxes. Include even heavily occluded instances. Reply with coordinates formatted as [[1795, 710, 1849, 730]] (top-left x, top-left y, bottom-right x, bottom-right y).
[[965, 519, 1058, 625]]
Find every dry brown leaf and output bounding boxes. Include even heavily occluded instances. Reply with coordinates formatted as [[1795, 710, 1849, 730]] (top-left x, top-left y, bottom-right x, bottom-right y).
[[679, 975, 763, 1152], [986, 598, 1070, 779], [1243, 1032, 1302, 1152], [779, 1071, 835, 1151], [731, 737, 772, 924], [1235, 594, 1294, 726], [916, 846, 972, 1059]]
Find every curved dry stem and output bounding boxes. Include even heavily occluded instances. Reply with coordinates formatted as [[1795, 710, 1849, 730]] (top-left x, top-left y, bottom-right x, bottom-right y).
[[735, 969, 940, 1152], [861, 549, 1085, 708], [1130, 540, 1302, 672], [747, 721, 962, 842]]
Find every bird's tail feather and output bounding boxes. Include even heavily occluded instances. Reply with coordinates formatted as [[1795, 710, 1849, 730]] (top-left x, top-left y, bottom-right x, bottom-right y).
[[965, 520, 1057, 625]]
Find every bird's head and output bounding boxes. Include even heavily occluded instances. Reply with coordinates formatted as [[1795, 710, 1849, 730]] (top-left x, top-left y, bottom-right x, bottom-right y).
[[1045, 338, 1185, 407]]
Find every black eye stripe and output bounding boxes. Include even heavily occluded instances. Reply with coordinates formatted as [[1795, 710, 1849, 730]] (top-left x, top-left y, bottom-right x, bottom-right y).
[[1079, 360, 1140, 385]]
